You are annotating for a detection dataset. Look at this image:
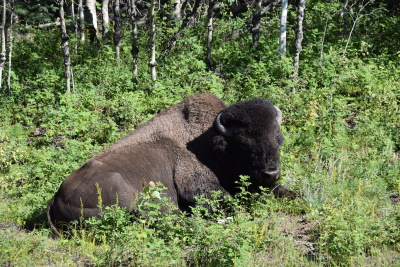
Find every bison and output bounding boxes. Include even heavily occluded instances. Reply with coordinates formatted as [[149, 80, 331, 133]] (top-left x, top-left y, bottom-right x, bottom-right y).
[[47, 93, 292, 230]]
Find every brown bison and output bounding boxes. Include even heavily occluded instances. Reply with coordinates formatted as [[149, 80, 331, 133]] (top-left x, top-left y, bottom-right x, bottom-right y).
[[47, 93, 292, 229]]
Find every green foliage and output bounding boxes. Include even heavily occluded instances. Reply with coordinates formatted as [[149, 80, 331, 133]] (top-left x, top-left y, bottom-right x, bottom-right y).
[[1, 2, 400, 265], [319, 199, 399, 265]]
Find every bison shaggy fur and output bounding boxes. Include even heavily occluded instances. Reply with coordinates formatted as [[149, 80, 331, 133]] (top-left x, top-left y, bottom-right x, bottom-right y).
[[47, 93, 292, 229]]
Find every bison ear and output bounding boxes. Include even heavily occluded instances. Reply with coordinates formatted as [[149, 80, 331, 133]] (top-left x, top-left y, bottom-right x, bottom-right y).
[[274, 105, 282, 125]]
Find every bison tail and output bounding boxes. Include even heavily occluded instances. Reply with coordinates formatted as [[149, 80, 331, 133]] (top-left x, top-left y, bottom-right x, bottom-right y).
[[47, 197, 62, 238]]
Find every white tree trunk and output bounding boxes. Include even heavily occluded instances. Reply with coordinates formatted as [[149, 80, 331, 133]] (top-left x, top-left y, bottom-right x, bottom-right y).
[[102, 0, 110, 36], [172, 0, 182, 19], [78, 0, 85, 41], [206, 2, 221, 69], [0, 0, 6, 91], [114, 0, 121, 62], [293, 0, 306, 75], [279, 0, 288, 56], [6, 0, 14, 95], [149, 0, 157, 82], [59, 0, 72, 93], [86, 0, 99, 40]]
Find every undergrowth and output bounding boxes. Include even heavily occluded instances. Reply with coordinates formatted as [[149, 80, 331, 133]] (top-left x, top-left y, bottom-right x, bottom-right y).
[[1, 6, 400, 266]]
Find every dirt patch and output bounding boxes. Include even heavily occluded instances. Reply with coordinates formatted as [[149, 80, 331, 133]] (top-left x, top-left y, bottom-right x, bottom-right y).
[[273, 214, 319, 259]]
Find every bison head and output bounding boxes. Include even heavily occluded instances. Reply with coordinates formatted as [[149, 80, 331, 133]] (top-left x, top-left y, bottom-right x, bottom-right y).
[[213, 98, 284, 189]]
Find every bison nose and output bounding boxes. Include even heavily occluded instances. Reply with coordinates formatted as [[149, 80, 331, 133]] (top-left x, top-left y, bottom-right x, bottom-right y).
[[262, 168, 280, 177]]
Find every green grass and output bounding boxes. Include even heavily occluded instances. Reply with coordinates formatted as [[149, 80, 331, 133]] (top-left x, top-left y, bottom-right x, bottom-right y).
[[1, 12, 400, 265]]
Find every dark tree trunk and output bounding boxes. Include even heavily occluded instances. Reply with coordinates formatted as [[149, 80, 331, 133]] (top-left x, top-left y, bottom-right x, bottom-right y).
[[128, 0, 139, 83], [251, 0, 262, 47]]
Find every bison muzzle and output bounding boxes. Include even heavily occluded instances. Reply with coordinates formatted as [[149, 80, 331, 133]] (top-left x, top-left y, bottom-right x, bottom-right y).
[[47, 93, 292, 231]]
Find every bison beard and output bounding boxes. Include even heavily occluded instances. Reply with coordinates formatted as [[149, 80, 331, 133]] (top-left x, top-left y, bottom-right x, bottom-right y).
[[47, 93, 293, 232]]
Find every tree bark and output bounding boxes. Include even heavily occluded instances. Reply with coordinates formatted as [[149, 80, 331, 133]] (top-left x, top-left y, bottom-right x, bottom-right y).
[[206, 2, 221, 69], [78, 0, 85, 41], [59, 0, 72, 93], [251, 0, 262, 47], [172, 0, 182, 19], [293, 0, 306, 75], [85, 0, 99, 41], [6, 0, 14, 95], [114, 0, 121, 62], [128, 0, 139, 83], [180, 0, 190, 17], [279, 0, 288, 56], [102, 0, 110, 37], [0, 0, 6, 91], [149, 0, 157, 82]]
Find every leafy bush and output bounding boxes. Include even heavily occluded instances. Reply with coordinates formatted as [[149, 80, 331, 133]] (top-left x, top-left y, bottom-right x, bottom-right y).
[[1, 6, 400, 266]]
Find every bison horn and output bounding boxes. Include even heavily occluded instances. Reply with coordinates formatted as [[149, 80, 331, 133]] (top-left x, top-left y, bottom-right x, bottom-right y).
[[274, 105, 282, 125], [215, 113, 233, 136]]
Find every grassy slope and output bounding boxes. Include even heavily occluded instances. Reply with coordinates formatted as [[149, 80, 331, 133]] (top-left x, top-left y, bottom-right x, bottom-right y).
[[1, 14, 400, 266]]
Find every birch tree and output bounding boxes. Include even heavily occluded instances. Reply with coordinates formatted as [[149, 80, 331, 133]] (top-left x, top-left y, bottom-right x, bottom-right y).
[[6, 0, 14, 95], [102, 0, 110, 37], [78, 0, 85, 41], [86, 0, 99, 41], [58, 0, 73, 92], [129, 0, 139, 83], [149, 0, 157, 82], [0, 0, 6, 91], [114, 0, 121, 62], [172, 0, 182, 19], [279, 0, 288, 56], [206, 2, 221, 69], [293, 0, 306, 75]]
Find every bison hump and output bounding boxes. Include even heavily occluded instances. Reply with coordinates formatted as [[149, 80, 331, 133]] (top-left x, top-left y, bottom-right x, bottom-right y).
[[182, 93, 226, 137]]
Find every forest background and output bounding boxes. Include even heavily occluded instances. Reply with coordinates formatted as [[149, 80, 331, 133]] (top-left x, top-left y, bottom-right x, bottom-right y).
[[0, 0, 399, 266]]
